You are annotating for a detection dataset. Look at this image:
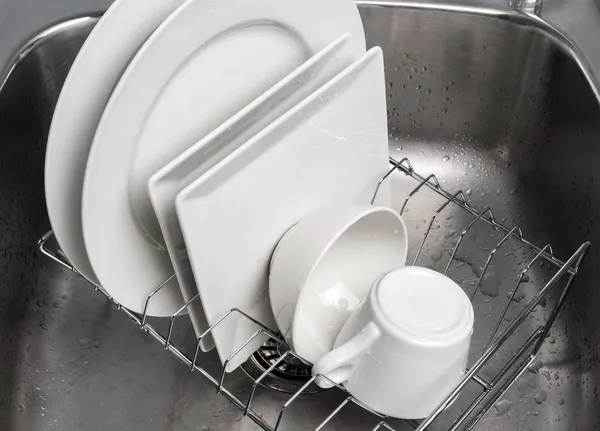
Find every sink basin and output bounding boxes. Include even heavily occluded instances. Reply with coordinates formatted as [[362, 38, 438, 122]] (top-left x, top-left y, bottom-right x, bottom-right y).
[[1, 2, 599, 430]]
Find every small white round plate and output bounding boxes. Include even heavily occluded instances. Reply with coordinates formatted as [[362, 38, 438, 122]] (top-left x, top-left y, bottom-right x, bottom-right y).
[[44, 0, 185, 284], [82, 0, 366, 316]]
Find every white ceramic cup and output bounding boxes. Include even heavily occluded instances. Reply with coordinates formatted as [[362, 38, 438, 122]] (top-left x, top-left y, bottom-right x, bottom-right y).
[[313, 266, 474, 419], [269, 205, 408, 364]]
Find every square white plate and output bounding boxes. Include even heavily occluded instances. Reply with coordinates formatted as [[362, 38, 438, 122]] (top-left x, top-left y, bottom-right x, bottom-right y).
[[176, 47, 390, 371], [148, 34, 355, 351]]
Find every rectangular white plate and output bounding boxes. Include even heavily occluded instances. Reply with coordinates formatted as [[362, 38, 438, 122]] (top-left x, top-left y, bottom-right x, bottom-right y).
[[176, 47, 390, 371], [148, 34, 355, 351]]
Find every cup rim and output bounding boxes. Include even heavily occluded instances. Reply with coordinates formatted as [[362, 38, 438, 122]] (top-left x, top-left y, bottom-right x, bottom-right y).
[[370, 266, 474, 347]]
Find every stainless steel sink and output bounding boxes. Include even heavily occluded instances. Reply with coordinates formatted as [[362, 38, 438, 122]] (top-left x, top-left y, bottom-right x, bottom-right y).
[[1, 2, 599, 430]]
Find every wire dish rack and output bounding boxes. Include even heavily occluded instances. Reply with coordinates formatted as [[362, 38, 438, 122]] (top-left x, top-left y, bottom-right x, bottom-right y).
[[38, 156, 590, 431]]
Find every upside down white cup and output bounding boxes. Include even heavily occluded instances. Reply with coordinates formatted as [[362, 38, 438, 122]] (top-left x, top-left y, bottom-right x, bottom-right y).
[[313, 266, 474, 419]]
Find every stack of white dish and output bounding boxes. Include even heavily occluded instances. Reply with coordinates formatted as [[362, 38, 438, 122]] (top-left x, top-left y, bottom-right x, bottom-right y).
[[44, 0, 474, 419], [45, 0, 385, 367]]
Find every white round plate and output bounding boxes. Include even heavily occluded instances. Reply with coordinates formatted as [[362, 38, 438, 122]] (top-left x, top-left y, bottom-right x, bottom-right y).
[[82, 0, 366, 316], [44, 0, 185, 284]]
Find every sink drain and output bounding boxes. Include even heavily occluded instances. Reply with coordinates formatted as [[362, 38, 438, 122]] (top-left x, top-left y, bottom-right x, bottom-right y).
[[254, 338, 312, 381], [241, 338, 326, 394]]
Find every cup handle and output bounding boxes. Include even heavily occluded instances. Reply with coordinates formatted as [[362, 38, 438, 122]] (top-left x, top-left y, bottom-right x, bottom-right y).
[[312, 322, 381, 389]]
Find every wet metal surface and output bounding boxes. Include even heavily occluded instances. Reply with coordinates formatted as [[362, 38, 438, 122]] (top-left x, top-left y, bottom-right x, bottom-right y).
[[1, 3, 600, 430]]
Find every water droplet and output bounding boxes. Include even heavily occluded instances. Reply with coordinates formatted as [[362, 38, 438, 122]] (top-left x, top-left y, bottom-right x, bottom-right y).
[[431, 250, 443, 262], [442, 155, 450, 162], [517, 376, 533, 394], [534, 390, 547, 404], [466, 189, 472, 195], [542, 370, 552, 381], [509, 287, 526, 302], [528, 359, 543, 373], [481, 274, 501, 298], [338, 297, 349, 310], [494, 399, 513, 416]]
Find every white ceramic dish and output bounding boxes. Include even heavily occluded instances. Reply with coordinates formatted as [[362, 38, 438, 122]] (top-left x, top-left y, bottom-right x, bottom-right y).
[[148, 34, 355, 351], [176, 47, 390, 371], [314, 267, 474, 419], [44, 0, 185, 283], [269, 205, 408, 364], [82, 0, 366, 316]]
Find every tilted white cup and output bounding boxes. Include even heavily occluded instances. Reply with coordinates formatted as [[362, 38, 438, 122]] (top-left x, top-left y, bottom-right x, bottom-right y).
[[269, 205, 408, 364], [313, 266, 474, 419]]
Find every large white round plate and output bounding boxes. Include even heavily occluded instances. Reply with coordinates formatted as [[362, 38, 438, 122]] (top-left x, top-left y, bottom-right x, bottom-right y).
[[44, 0, 185, 284], [82, 0, 366, 316]]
